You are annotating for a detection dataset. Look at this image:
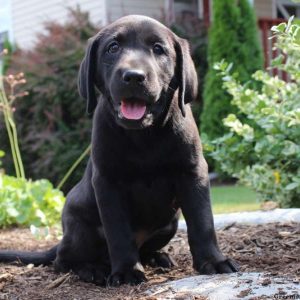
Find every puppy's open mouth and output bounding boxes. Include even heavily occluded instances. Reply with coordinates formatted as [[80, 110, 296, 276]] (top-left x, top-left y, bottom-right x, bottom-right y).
[[120, 98, 147, 120]]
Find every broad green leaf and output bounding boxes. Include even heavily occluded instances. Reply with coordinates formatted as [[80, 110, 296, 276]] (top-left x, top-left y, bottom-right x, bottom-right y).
[[271, 23, 286, 33], [7, 207, 19, 217], [285, 182, 299, 190]]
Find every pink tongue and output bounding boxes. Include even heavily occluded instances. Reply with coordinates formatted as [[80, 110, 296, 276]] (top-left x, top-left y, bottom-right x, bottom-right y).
[[121, 100, 146, 120]]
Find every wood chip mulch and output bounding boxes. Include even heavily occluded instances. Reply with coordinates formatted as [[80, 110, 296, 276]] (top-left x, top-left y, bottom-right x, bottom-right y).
[[0, 222, 299, 300]]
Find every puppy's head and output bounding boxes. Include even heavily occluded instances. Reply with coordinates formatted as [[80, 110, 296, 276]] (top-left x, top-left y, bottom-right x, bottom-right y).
[[78, 15, 197, 129]]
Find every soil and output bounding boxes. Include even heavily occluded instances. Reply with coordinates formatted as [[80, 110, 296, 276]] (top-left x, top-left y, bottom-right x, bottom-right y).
[[0, 222, 299, 300]]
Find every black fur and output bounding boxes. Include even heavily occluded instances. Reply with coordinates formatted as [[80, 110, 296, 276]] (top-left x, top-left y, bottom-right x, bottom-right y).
[[0, 15, 238, 286], [0, 245, 57, 265]]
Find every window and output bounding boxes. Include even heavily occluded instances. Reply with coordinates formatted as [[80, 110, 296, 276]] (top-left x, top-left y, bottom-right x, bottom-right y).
[[174, 0, 199, 19], [276, 0, 300, 19], [171, 0, 206, 36]]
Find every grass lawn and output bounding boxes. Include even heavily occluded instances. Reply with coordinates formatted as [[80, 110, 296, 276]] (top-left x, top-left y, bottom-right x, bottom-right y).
[[211, 185, 260, 214]]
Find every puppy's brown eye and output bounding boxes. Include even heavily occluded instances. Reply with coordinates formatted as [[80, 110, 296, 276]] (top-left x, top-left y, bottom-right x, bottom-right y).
[[107, 42, 120, 54], [153, 43, 165, 55]]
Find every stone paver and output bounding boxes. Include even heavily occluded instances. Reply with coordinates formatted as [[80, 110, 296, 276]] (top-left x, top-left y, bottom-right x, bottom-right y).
[[146, 272, 300, 299]]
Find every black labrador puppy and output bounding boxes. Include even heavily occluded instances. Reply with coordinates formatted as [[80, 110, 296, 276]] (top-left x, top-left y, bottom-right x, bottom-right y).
[[0, 15, 238, 286]]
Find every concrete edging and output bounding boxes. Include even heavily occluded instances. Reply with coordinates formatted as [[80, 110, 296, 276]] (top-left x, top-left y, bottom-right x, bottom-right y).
[[178, 208, 300, 231]]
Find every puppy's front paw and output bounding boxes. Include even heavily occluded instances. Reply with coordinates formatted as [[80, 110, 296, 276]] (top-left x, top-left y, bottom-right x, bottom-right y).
[[108, 262, 147, 287], [195, 257, 239, 275]]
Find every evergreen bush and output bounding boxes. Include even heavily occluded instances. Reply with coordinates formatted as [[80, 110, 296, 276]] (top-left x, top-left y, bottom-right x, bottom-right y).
[[200, 0, 262, 140]]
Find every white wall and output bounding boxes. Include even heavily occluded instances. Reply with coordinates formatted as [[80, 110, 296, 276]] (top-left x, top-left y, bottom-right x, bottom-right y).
[[11, 0, 106, 48], [254, 0, 275, 18], [106, 0, 166, 23]]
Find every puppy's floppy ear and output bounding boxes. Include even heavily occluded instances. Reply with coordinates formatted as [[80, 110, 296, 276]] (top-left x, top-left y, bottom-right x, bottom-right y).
[[78, 36, 99, 114], [174, 37, 198, 117]]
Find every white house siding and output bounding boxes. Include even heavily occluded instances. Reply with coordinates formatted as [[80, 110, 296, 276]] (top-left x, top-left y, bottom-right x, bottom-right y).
[[106, 0, 166, 23], [11, 0, 106, 48], [254, 0, 275, 18]]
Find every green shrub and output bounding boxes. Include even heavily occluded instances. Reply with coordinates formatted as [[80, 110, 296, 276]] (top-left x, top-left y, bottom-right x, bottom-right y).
[[0, 173, 65, 227], [2, 8, 97, 192], [200, 0, 262, 140], [207, 18, 300, 208]]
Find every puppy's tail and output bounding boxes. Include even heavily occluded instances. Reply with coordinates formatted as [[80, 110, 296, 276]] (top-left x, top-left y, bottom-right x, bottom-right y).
[[0, 244, 58, 266]]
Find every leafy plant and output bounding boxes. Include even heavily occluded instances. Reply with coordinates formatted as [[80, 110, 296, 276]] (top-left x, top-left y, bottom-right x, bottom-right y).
[[207, 18, 300, 207], [200, 0, 262, 141], [0, 173, 65, 227]]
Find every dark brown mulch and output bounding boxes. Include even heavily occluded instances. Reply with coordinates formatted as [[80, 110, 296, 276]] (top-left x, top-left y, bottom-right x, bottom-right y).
[[0, 222, 299, 300]]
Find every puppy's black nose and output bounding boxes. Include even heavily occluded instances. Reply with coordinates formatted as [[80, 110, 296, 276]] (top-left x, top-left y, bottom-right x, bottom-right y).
[[122, 69, 146, 84]]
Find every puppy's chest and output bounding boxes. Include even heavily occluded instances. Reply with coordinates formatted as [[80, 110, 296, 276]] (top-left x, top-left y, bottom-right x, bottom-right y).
[[125, 176, 177, 229], [101, 145, 187, 180]]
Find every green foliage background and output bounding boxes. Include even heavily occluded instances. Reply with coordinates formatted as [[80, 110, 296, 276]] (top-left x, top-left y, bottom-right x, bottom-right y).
[[0, 9, 97, 192], [207, 19, 300, 208], [200, 0, 263, 141]]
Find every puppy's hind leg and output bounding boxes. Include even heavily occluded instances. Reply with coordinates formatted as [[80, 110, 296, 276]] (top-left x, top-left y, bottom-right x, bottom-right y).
[[54, 168, 111, 285], [140, 215, 178, 269], [54, 227, 111, 285]]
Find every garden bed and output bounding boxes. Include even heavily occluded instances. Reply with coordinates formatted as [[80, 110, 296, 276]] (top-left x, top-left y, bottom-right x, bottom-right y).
[[0, 222, 299, 299]]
